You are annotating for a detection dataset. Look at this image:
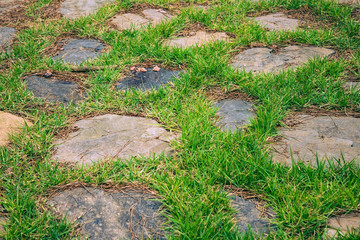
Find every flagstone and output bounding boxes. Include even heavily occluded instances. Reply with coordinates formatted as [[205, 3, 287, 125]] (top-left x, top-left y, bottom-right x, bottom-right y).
[[253, 13, 299, 31], [272, 115, 360, 166], [53, 39, 105, 65], [338, 0, 360, 6], [0, 27, 16, 52], [48, 187, 167, 240], [326, 213, 360, 238], [25, 75, 85, 104], [0, 111, 32, 146], [165, 31, 230, 48], [59, 0, 115, 19], [110, 9, 173, 30], [117, 68, 180, 91], [231, 46, 335, 74], [53, 114, 177, 166], [214, 100, 255, 132], [230, 195, 274, 235]]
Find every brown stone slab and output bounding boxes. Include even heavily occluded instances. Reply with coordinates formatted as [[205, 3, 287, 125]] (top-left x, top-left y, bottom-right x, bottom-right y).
[[164, 31, 230, 48], [0, 111, 32, 146]]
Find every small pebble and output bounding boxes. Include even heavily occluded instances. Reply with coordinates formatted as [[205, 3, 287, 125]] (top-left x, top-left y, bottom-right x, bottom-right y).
[[153, 66, 161, 72], [44, 70, 52, 78], [139, 67, 147, 72]]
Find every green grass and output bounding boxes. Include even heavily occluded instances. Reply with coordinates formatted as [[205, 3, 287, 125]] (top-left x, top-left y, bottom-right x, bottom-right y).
[[1, 0, 360, 239]]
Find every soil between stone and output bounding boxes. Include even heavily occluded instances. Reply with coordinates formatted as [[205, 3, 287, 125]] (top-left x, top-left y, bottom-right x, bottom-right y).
[[52, 114, 177, 166], [272, 115, 360, 166], [48, 187, 167, 240], [24, 75, 85, 104], [214, 99, 255, 132], [117, 68, 180, 91], [53, 39, 105, 65]]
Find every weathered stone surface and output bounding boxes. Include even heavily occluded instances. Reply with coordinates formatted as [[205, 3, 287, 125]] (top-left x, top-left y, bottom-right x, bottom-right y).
[[0, 27, 16, 52], [53, 39, 105, 65], [344, 82, 360, 92], [48, 187, 167, 240], [214, 100, 255, 132], [230, 195, 273, 235], [232, 46, 335, 74], [326, 213, 360, 238], [117, 68, 180, 91], [25, 76, 85, 104], [110, 9, 173, 31], [59, 0, 115, 19], [0, 205, 7, 235], [0, 0, 25, 16], [272, 115, 360, 165], [0, 111, 32, 146], [165, 31, 230, 48], [53, 114, 176, 166], [338, 0, 360, 6], [254, 13, 299, 31]]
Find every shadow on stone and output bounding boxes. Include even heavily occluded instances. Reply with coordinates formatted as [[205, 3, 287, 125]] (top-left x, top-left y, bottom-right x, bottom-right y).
[[117, 68, 180, 91], [48, 186, 167, 240], [214, 99, 255, 132], [53, 39, 105, 65], [25, 75, 85, 104]]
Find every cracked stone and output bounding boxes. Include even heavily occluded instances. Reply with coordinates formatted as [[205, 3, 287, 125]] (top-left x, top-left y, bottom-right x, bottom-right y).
[[25, 75, 85, 104], [272, 115, 360, 166], [0, 27, 16, 52], [214, 100, 255, 132], [59, 0, 115, 19], [48, 187, 167, 240], [231, 46, 335, 74], [53, 114, 177, 166], [230, 195, 274, 235], [253, 13, 299, 31], [53, 39, 105, 65], [117, 68, 180, 91], [326, 213, 360, 238], [164, 31, 230, 48], [0, 111, 32, 146], [110, 9, 173, 30]]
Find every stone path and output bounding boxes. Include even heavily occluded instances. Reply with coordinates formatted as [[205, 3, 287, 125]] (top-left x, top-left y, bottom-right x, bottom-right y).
[[25, 75, 85, 104], [165, 31, 230, 48], [48, 187, 167, 240], [53, 114, 177, 166], [232, 46, 335, 74], [0, 111, 32, 146], [0, 0, 24, 16], [338, 0, 360, 6], [53, 39, 105, 65], [272, 115, 360, 166], [111, 9, 173, 30], [59, 0, 115, 19], [117, 68, 180, 91], [0, 27, 16, 52], [214, 100, 255, 132], [253, 13, 299, 31], [326, 213, 360, 238], [230, 195, 274, 235]]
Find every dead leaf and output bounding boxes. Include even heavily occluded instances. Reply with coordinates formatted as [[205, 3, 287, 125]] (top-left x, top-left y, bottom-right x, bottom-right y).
[[153, 66, 161, 72]]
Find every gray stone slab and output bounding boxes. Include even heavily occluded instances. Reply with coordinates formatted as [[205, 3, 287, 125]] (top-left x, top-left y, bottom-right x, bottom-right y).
[[59, 0, 115, 19], [25, 76, 85, 104], [231, 46, 335, 74], [230, 195, 274, 235], [214, 100, 255, 132], [254, 13, 299, 31], [325, 213, 360, 238], [48, 187, 167, 240], [53, 114, 177, 166], [0, 27, 16, 52], [110, 9, 173, 31], [272, 115, 360, 165], [164, 31, 230, 48], [53, 39, 105, 65], [117, 68, 180, 91]]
